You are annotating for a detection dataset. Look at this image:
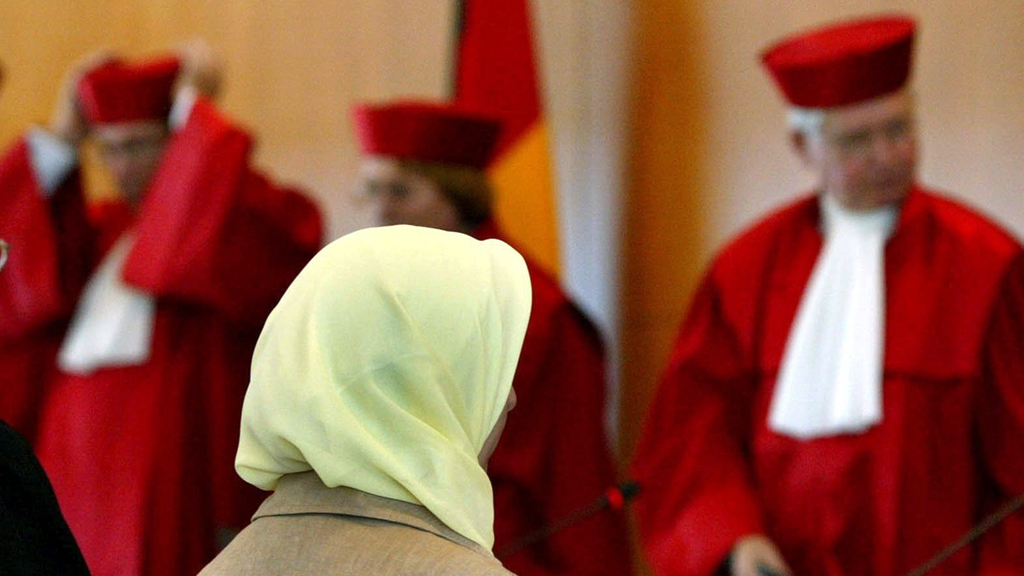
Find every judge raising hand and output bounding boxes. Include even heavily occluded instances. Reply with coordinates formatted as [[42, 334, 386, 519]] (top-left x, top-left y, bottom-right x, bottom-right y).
[[47, 48, 115, 146], [174, 38, 223, 101]]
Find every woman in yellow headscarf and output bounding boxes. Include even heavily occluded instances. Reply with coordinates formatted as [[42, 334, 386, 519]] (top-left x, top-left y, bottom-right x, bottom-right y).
[[200, 224, 531, 575]]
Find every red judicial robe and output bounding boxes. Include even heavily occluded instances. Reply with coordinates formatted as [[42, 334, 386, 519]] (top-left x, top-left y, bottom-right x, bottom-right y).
[[0, 140, 92, 442], [631, 187, 1024, 576], [2, 100, 322, 576], [475, 220, 633, 576]]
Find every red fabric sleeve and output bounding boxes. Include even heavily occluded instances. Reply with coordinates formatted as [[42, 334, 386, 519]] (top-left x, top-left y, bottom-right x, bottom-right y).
[[977, 251, 1024, 575], [122, 100, 322, 325], [0, 138, 92, 339], [0, 138, 92, 438], [631, 274, 765, 576]]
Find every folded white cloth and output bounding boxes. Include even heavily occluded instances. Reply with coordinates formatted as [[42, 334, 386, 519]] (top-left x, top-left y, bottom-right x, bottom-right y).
[[58, 234, 156, 375], [768, 194, 897, 439]]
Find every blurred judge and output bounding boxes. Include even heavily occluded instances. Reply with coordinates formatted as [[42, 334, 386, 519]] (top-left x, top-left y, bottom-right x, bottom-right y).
[[631, 14, 1024, 576], [351, 101, 633, 576], [0, 43, 322, 576], [201, 225, 530, 575]]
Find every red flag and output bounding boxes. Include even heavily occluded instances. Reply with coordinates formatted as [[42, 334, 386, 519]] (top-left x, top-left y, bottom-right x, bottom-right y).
[[454, 0, 560, 275]]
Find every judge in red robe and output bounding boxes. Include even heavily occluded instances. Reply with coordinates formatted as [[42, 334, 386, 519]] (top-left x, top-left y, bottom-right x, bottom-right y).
[[350, 101, 633, 576], [631, 15, 1024, 576], [0, 48, 322, 576]]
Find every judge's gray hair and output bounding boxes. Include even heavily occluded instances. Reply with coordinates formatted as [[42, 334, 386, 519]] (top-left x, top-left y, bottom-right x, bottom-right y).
[[787, 106, 826, 138], [786, 89, 916, 139]]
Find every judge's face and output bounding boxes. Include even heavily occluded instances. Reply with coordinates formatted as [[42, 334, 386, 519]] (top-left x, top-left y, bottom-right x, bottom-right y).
[[357, 156, 463, 232], [93, 120, 169, 209], [795, 90, 917, 211]]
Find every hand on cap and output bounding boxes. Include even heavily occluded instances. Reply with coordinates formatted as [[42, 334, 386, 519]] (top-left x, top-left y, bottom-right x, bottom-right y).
[[174, 38, 223, 101], [730, 535, 794, 576], [49, 48, 116, 146]]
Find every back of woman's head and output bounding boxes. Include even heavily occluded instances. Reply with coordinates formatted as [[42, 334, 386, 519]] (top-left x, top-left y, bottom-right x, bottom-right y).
[[235, 224, 531, 550]]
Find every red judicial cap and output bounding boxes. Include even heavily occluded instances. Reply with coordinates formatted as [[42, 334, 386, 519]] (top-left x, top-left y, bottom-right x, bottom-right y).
[[78, 57, 180, 124], [761, 14, 916, 108], [351, 101, 502, 169]]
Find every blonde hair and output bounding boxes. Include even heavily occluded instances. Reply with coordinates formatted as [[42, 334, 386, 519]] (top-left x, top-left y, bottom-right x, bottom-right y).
[[787, 88, 917, 138]]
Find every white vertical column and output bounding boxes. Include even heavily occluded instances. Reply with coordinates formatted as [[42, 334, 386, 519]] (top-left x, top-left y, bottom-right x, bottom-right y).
[[534, 0, 635, 447]]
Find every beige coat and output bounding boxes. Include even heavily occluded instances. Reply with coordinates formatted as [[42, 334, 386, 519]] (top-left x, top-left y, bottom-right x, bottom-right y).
[[198, 472, 515, 576]]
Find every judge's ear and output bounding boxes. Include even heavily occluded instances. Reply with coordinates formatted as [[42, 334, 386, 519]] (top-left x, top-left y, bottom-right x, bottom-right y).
[[790, 130, 807, 156], [790, 130, 815, 169]]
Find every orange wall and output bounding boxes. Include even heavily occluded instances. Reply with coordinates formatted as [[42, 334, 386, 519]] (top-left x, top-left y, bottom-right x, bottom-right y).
[[620, 0, 711, 467]]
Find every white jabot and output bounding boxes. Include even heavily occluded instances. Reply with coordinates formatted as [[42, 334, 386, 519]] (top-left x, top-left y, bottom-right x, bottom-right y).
[[168, 85, 198, 131], [58, 234, 156, 375], [768, 193, 898, 439]]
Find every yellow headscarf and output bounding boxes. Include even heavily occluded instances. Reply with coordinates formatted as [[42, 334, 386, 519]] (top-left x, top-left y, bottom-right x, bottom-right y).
[[235, 225, 531, 550]]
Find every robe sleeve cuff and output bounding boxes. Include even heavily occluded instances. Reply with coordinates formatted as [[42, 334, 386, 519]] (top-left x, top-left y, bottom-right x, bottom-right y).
[[168, 85, 198, 132], [25, 127, 78, 197]]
